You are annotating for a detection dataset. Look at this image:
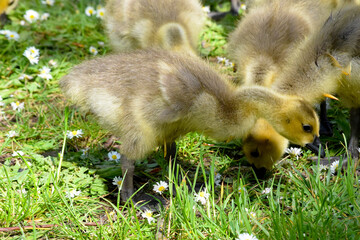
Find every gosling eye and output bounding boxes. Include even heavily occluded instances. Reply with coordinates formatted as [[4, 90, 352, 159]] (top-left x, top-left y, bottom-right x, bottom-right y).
[[302, 124, 313, 133], [250, 149, 260, 158]]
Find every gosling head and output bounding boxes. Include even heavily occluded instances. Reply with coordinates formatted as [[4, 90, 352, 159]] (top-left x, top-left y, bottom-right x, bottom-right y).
[[276, 98, 320, 147]]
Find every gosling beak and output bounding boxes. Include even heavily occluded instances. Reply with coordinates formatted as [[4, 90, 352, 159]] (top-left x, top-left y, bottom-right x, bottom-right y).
[[305, 136, 325, 158]]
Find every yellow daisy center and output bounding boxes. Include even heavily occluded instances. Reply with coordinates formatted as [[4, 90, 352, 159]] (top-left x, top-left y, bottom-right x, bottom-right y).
[[10, 34, 14, 38], [145, 212, 152, 218], [30, 15, 35, 19], [112, 154, 117, 159], [99, 11, 104, 16], [158, 186, 165, 192], [16, 102, 20, 106], [89, 9, 93, 14], [199, 192, 205, 197], [72, 130, 77, 135], [117, 180, 122, 185]]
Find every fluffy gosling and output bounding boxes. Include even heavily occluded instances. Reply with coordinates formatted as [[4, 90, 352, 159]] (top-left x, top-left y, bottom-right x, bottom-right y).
[[60, 49, 320, 200], [104, 0, 204, 54]]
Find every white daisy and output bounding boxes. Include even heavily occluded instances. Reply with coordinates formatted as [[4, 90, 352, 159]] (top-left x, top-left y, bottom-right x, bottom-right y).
[[85, 6, 96, 16], [25, 46, 40, 57], [238, 186, 246, 194], [66, 129, 83, 139], [98, 41, 104, 46], [65, 189, 81, 198], [23, 47, 40, 65], [217, 56, 227, 64], [153, 181, 168, 194], [225, 59, 234, 67], [41, 0, 55, 6], [96, 7, 105, 19], [48, 59, 57, 67], [235, 233, 258, 240], [11, 101, 24, 111], [285, 147, 302, 158], [214, 172, 222, 186], [20, 20, 26, 25], [89, 46, 98, 55], [108, 151, 121, 162], [142, 209, 155, 223], [18, 74, 33, 80], [317, 164, 328, 172], [202, 6, 210, 13], [80, 147, 89, 156], [261, 187, 271, 194], [0, 30, 10, 35], [5, 31, 19, 41], [330, 160, 340, 175], [12, 151, 25, 157], [38, 66, 53, 80], [112, 176, 123, 188], [194, 188, 210, 205], [24, 9, 40, 23], [240, 4, 247, 11], [41, 13, 50, 21], [6, 131, 18, 138]]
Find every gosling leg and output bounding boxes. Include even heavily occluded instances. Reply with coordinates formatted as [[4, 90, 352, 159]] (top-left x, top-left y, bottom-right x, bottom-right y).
[[120, 155, 135, 201], [319, 100, 333, 136], [348, 107, 360, 161]]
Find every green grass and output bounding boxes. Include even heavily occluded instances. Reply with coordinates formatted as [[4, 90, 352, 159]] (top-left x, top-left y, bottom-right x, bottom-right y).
[[0, 0, 359, 239]]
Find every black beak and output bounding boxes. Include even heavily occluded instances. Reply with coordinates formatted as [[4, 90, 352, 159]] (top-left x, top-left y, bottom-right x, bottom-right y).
[[305, 136, 325, 158]]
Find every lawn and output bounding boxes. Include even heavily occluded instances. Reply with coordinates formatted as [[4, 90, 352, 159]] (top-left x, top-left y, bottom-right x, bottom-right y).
[[0, 0, 359, 239]]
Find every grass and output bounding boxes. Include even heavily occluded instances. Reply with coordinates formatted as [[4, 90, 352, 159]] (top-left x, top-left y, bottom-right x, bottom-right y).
[[0, 0, 359, 239]]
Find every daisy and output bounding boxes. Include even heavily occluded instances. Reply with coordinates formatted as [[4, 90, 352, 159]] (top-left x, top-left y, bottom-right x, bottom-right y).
[[12, 151, 25, 156], [6, 130, 18, 138], [80, 147, 89, 156], [214, 171, 222, 186], [11, 101, 24, 111], [108, 151, 121, 162], [202, 6, 210, 13], [48, 59, 57, 67], [5, 31, 19, 41], [66, 129, 83, 139], [24, 9, 40, 23], [217, 56, 227, 64], [85, 6, 96, 16], [98, 41, 105, 46], [240, 4, 247, 11], [20, 20, 26, 25], [317, 164, 328, 172], [238, 186, 246, 194], [38, 66, 53, 80], [25, 46, 40, 56], [142, 209, 155, 223], [0, 30, 10, 35], [153, 181, 168, 194], [235, 233, 258, 240], [18, 74, 33, 80], [65, 189, 81, 198], [41, 13, 50, 21], [41, 0, 55, 6], [112, 176, 123, 188], [225, 59, 234, 67], [285, 147, 302, 159], [89, 46, 98, 55], [245, 208, 256, 218], [330, 160, 340, 175], [23, 46, 40, 65], [194, 188, 210, 205], [96, 7, 105, 19], [261, 187, 271, 194]]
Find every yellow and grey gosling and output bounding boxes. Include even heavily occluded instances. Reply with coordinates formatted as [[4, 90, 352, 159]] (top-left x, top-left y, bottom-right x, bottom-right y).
[[104, 0, 204, 55], [60, 49, 320, 200], [273, 5, 360, 160], [0, 0, 19, 26], [227, 0, 328, 170]]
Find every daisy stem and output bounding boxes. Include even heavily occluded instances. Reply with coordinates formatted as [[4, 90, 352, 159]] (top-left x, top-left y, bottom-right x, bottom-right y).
[[57, 106, 69, 182]]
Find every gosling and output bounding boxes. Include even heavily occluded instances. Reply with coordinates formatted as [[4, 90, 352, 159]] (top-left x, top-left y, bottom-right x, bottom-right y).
[[272, 5, 360, 161], [227, 0, 327, 170], [60, 49, 320, 201], [104, 0, 204, 54], [0, 0, 19, 26]]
